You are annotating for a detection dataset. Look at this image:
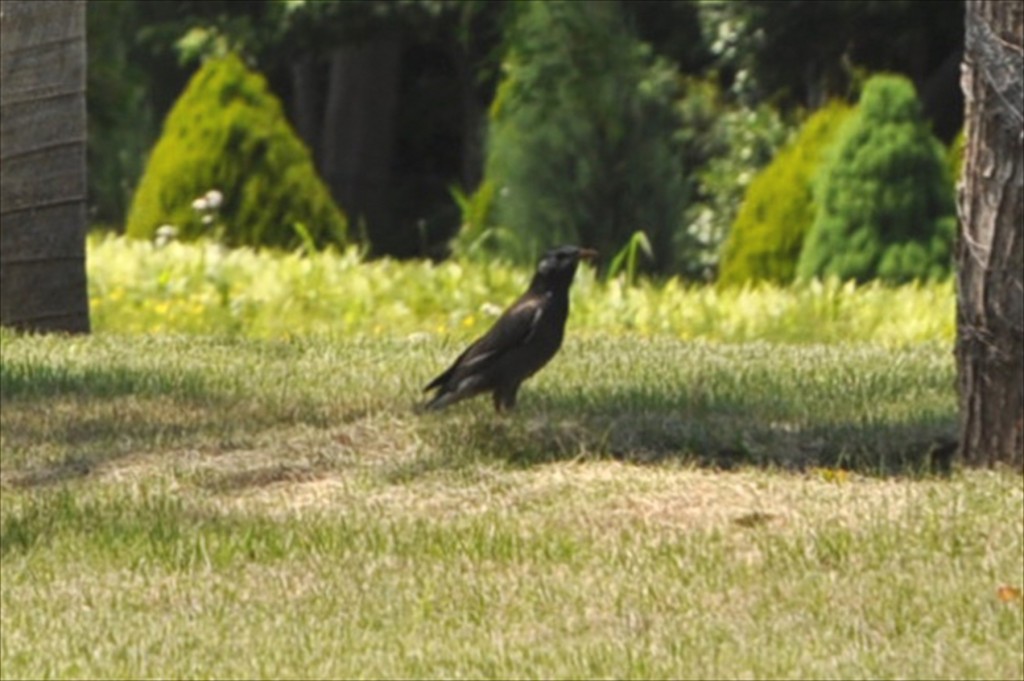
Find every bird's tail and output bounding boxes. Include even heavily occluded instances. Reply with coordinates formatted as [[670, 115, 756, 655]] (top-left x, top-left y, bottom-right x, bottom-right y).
[[417, 390, 457, 413]]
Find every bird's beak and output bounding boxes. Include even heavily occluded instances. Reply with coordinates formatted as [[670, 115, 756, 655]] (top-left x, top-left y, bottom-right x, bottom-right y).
[[578, 248, 599, 261]]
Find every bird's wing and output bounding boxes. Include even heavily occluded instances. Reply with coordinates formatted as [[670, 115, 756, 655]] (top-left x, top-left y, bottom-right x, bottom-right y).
[[424, 293, 548, 392]]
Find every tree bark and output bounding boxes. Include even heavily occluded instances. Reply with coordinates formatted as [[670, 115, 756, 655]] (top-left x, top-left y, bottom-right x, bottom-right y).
[[955, 0, 1023, 468], [453, 43, 484, 191], [289, 52, 320, 164], [319, 35, 402, 248], [0, 0, 90, 333]]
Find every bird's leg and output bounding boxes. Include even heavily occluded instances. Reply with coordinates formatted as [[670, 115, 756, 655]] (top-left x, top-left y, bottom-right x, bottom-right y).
[[493, 385, 519, 413]]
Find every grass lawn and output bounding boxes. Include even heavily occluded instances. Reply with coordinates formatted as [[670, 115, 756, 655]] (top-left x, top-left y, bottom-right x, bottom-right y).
[[2, 329, 1021, 679]]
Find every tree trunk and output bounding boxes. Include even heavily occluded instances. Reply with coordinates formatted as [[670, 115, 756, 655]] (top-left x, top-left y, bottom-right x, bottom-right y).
[[289, 52, 320, 164], [319, 35, 402, 249], [0, 0, 89, 333], [955, 0, 1023, 468], [453, 43, 484, 191]]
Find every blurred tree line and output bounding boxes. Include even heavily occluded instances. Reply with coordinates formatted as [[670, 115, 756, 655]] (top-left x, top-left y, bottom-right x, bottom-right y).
[[88, 0, 964, 280]]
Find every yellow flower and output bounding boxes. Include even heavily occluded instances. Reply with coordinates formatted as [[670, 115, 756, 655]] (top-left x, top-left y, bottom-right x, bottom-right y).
[[812, 468, 850, 484]]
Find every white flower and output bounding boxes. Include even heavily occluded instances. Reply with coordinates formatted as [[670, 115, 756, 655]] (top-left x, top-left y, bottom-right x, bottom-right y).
[[155, 224, 178, 249], [481, 302, 503, 317], [205, 189, 223, 210], [201, 215, 214, 226], [191, 196, 208, 212]]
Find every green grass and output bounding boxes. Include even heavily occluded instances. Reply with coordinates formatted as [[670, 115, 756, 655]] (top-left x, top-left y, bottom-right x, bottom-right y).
[[2, 329, 1021, 679], [0, 236, 1019, 679], [0, 332, 956, 474]]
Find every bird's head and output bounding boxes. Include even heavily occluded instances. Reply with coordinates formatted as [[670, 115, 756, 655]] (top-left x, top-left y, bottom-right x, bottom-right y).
[[532, 245, 599, 291]]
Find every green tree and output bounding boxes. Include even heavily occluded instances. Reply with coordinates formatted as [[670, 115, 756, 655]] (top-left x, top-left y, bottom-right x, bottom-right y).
[[86, 0, 154, 228], [796, 74, 955, 284], [126, 53, 346, 250], [88, 1, 508, 258], [719, 101, 853, 286], [701, 0, 964, 141], [473, 1, 687, 271], [86, 0, 279, 229]]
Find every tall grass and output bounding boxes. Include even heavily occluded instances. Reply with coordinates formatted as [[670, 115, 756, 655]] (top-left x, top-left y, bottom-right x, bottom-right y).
[[85, 233, 954, 345]]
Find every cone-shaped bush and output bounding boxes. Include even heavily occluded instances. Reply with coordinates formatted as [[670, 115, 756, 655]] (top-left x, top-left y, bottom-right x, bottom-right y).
[[796, 75, 955, 284], [472, 1, 686, 271], [127, 54, 346, 250], [719, 101, 853, 287]]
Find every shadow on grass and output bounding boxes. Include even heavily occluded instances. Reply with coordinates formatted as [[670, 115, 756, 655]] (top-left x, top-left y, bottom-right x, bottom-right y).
[[0, 360, 373, 490], [3, 355, 958, 492], [0, 359, 214, 402], [408, 387, 958, 479], [0, 487, 349, 565]]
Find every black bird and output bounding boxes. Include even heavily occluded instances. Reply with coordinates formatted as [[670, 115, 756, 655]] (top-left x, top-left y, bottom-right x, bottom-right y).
[[422, 245, 598, 412]]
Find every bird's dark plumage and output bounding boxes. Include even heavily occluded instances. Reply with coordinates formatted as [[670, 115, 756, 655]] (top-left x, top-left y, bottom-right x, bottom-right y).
[[422, 245, 598, 412]]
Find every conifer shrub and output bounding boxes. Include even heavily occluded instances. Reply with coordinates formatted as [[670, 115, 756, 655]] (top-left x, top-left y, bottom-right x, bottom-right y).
[[470, 2, 687, 271], [718, 101, 853, 286], [126, 54, 346, 250], [796, 75, 955, 284]]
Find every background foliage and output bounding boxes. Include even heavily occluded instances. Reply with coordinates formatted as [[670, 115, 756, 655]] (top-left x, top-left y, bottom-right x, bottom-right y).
[[471, 2, 687, 271], [684, 96, 792, 280], [797, 75, 956, 284], [87, 0, 966, 281], [126, 54, 347, 251], [86, 233, 954, 347], [86, 0, 154, 228], [719, 101, 854, 287]]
